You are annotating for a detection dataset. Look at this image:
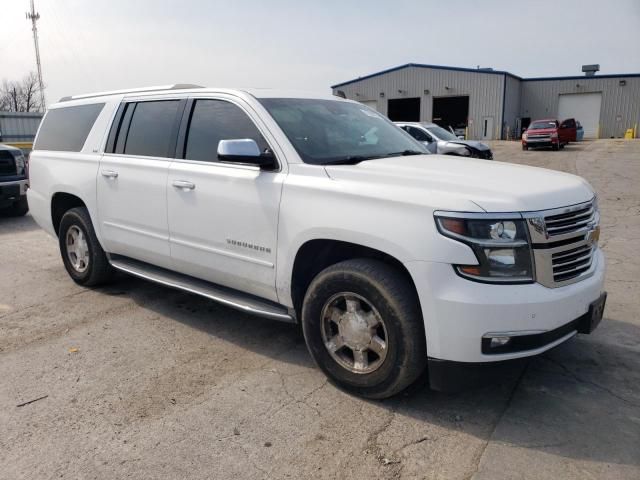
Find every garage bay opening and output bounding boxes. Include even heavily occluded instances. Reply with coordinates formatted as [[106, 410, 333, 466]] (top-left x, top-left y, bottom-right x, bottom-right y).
[[387, 98, 420, 121], [432, 96, 469, 137]]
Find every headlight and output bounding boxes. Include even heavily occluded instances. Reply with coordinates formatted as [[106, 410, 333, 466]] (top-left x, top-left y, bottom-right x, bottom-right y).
[[435, 214, 534, 283], [550, 132, 558, 139], [14, 155, 25, 175], [522, 133, 528, 140]]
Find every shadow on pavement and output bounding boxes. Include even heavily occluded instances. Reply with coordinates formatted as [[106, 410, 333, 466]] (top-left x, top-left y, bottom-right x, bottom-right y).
[[0, 213, 41, 236], [94, 274, 640, 468]]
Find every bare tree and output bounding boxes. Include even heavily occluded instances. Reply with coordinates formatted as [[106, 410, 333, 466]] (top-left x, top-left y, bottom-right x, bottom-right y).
[[0, 72, 44, 112]]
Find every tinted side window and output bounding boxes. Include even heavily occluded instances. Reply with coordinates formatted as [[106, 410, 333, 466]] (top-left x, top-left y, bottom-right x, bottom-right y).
[[34, 103, 105, 152], [185, 100, 269, 162], [407, 126, 431, 142], [123, 100, 180, 157]]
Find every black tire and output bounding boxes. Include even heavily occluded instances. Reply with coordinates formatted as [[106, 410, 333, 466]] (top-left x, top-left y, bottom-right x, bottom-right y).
[[552, 143, 560, 151], [58, 207, 113, 286], [3, 196, 28, 217], [301, 258, 427, 399], [522, 144, 528, 151]]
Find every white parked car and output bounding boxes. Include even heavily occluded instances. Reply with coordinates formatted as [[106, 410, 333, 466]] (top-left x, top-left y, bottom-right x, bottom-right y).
[[28, 85, 606, 398], [396, 121, 493, 159]]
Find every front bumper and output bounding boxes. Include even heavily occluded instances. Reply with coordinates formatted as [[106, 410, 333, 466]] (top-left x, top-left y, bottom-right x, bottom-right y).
[[0, 178, 28, 208], [523, 139, 559, 148], [404, 248, 606, 364], [428, 294, 604, 392]]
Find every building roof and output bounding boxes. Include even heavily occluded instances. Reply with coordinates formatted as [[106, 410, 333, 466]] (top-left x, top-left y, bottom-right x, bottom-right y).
[[330, 63, 640, 89]]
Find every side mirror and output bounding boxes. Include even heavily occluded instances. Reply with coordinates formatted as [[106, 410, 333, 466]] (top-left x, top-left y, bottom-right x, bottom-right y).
[[217, 139, 276, 168]]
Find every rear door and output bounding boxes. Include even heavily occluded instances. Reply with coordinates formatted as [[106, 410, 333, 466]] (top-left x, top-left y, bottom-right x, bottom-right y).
[[167, 96, 285, 301], [560, 118, 577, 142], [97, 98, 185, 268]]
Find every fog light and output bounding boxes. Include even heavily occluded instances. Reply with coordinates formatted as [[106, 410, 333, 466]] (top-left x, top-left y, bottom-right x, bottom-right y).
[[490, 336, 511, 348]]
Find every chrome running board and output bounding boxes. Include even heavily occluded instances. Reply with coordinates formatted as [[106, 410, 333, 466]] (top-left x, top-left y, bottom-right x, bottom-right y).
[[108, 255, 295, 323]]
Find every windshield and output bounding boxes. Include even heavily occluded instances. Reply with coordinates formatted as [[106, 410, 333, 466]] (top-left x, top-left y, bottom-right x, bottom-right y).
[[426, 125, 458, 141], [529, 121, 557, 130], [258, 98, 426, 164]]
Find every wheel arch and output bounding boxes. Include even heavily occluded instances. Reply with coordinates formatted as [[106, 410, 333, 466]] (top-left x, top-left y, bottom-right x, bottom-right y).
[[288, 238, 421, 319], [51, 192, 88, 236]]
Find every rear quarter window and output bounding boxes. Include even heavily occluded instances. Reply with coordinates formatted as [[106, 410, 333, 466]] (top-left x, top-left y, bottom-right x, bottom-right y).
[[34, 103, 105, 152]]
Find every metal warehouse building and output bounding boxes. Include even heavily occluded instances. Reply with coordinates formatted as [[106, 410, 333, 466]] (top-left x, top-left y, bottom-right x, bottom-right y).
[[331, 63, 640, 140], [0, 111, 43, 147]]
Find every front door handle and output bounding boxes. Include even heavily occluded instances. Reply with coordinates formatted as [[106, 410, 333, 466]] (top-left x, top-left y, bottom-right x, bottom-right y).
[[172, 180, 196, 190], [101, 170, 118, 179]]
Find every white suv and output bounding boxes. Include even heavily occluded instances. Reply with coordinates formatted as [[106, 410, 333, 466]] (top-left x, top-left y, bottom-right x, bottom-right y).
[[28, 85, 606, 398]]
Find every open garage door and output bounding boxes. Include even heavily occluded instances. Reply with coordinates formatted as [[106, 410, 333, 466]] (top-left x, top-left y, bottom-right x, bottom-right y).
[[387, 98, 420, 121], [433, 96, 469, 137], [558, 93, 602, 138]]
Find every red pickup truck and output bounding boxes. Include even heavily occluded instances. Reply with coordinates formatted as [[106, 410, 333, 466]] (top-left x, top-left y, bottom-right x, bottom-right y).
[[522, 118, 577, 151]]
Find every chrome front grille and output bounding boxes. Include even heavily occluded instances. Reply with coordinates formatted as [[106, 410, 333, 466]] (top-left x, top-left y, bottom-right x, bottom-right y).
[[544, 203, 596, 237], [525, 198, 600, 288], [552, 243, 595, 282]]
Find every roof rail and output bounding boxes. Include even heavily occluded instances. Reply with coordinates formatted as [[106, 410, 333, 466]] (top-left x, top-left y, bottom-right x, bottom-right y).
[[59, 84, 204, 102]]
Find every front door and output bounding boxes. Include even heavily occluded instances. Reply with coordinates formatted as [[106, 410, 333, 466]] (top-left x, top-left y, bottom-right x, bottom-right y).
[[167, 97, 285, 302], [97, 99, 184, 268], [481, 116, 494, 140]]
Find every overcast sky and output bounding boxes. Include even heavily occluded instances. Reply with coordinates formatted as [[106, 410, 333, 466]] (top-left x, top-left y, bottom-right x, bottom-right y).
[[2, 0, 639, 107]]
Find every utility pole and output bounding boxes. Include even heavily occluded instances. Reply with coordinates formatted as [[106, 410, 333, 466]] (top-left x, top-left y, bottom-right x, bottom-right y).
[[26, 0, 46, 111]]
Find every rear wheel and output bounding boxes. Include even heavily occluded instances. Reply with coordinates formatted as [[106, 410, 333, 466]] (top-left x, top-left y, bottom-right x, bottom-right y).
[[58, 207, 113, 286], [301, 258, 427, 399]]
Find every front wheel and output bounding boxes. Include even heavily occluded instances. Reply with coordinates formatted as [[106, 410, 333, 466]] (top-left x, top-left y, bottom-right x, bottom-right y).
[[301, 259, 427, 399], [58, 207, 113, 286]]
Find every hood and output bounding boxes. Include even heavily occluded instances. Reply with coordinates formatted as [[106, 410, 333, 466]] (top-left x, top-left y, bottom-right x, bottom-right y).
[[448, 140, 490, 151], [324, 155, 594, 212], [526, 127, 557, 134]]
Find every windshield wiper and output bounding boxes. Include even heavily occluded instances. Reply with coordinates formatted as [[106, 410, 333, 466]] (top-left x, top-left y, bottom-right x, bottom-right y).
[[385, 149, 424, 157], [321, 150, 424, 166], [321, 155, 378, 165]]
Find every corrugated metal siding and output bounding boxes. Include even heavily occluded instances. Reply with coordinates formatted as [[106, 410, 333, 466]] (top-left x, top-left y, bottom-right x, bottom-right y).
[[521, 77, 640, 138], [333, 66, 504, 140], [0, 112, 43, 142], [503, 75, 521, 139]]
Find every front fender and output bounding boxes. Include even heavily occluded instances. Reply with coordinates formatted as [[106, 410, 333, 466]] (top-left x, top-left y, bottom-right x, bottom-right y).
[[275, 228, 414, 307]]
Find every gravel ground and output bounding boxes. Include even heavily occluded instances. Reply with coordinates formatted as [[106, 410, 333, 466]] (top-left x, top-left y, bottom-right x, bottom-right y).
[[1, 139, 639, 479]]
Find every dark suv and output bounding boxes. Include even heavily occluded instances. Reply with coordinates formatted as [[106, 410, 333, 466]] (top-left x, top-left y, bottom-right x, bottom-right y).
[[0, 144, 29, 216]]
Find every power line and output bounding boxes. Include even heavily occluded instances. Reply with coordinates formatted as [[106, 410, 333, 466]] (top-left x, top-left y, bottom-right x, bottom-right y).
[[26, 0, 46, 111]]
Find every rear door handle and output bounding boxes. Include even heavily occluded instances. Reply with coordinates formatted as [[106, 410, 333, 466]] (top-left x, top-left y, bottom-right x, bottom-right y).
[[101, 170, 118, 179], [172, 180, 196, 190]]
